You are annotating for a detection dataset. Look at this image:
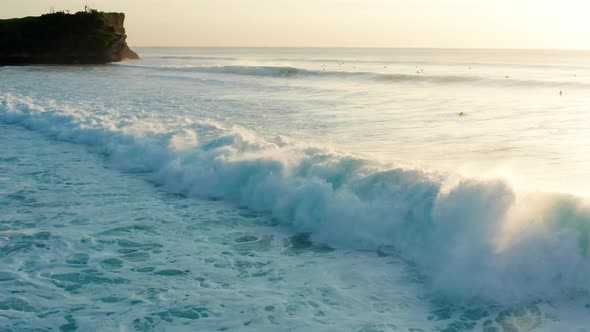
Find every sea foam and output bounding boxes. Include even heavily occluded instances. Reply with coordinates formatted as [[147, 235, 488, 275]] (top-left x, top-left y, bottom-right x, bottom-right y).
[[2, 93, 590, 303]]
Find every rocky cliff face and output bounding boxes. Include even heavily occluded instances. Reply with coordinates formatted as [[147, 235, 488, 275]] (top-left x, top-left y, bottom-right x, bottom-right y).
[[0, 11, 139, 65], [102, 13, 140, 62]]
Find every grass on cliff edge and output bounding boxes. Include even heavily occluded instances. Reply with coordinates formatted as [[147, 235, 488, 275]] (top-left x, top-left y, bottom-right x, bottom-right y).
[[0, 10, 123, 53]]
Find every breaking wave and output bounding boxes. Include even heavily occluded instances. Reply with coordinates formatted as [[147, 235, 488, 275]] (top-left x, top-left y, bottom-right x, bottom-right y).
[[2, 94, 590, 303]]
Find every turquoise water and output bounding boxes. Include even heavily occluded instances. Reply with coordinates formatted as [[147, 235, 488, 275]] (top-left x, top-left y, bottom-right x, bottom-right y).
[[0, 123, 423, 331], [2, 48, 590, 331]]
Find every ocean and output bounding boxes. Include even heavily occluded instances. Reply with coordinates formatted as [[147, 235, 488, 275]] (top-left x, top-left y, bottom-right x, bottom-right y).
[[1, 47, 590, 331]]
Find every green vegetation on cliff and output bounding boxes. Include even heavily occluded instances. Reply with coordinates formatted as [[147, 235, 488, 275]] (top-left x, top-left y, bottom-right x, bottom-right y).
[[0, 10, 138, 64]]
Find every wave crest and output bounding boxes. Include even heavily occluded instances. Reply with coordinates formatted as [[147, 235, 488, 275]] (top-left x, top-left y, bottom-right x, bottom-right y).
[[2, 94, 590, 303]]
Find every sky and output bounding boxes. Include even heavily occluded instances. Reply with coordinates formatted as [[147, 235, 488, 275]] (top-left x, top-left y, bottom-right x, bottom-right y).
[[2, 0, 590, 49]]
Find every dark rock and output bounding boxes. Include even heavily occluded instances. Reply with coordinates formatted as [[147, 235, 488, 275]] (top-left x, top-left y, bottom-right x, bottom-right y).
[[0, 10, 139, 65]]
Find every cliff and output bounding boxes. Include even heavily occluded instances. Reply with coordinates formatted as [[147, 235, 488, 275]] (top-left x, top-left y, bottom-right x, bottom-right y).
[[0, 11, 139, 65]]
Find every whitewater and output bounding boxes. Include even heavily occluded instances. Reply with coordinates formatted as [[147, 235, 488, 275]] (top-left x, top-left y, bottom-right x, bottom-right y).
[[2, 48, 590, 331]]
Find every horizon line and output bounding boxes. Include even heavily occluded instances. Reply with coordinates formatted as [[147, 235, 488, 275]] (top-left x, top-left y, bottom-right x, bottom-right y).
[[129, 45, 590, 52]]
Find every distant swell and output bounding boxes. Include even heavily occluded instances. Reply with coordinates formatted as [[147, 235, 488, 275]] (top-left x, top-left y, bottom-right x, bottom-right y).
[[116, 63, 483, 83], [116, 64, 587, 87], [147, 55, 590, 71], [2, 94, 590, 303], [149, 55, 238, 60]]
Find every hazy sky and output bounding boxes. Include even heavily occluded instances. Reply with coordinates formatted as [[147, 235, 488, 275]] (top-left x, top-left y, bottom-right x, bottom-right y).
[[2, 0, 590, 49]]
